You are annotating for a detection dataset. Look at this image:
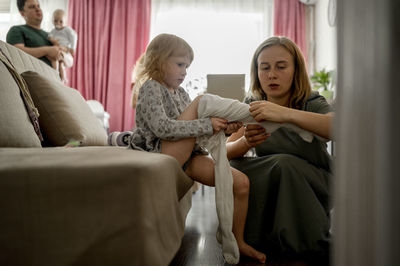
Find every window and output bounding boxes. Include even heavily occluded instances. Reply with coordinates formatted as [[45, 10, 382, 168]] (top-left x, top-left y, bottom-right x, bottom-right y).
[[150, 1, 273, 98], [0, 13, 10, 41]]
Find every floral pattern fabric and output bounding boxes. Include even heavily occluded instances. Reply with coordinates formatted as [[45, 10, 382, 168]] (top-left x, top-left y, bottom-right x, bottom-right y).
[[129, 79, 213, 152]]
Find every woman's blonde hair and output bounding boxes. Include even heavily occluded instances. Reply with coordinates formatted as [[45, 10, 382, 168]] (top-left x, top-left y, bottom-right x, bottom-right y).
[[249, 36, 311, 109], [131, 34, 194, 108]]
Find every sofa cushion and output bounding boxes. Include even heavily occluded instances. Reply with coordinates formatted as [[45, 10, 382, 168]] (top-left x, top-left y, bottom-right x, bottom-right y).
[[0, 146, 193, 266], [0, 61, 42, 147], [21, 71, 108, 146], [0, 40, 60, 82]]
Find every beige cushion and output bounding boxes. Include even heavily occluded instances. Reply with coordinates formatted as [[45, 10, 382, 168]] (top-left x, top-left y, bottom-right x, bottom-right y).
[[21, 71, 108, 146], [0, 62, 42, 147]]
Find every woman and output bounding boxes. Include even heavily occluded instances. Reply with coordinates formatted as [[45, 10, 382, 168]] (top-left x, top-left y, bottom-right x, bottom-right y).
[[226, 36, 334, 263]]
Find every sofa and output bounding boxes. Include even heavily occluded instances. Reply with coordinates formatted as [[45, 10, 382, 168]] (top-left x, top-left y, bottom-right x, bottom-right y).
[[0, 40, 194, 266]]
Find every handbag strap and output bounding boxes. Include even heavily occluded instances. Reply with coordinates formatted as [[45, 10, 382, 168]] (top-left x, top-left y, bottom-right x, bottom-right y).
[[0, 47, 43, 141]]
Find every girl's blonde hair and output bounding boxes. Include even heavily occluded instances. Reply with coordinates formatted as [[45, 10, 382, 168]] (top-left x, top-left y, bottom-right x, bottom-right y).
[[131, 34, 194, 108], [249, 36, 311, 109], [131, 53, 145, 108]]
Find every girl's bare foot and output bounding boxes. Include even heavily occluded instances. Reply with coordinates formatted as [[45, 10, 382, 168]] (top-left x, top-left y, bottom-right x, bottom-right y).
[[238, 241, 266, 263]]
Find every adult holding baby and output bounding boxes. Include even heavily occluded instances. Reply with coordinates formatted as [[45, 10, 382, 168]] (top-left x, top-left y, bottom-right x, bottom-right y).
[[6, 0, 62, 67], [226, 36, 334, 265]]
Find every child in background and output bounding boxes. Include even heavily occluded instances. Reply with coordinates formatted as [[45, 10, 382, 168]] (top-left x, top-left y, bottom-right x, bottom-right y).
[[129, 33, 266, 263], [48, 9, 77, 82]]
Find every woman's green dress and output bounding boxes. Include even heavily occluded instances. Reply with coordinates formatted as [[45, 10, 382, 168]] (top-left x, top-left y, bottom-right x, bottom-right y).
[[230, 92, 333, 260]]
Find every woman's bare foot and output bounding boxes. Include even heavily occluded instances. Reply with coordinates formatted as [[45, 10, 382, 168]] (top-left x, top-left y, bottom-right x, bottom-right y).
[[238, 241, 266, 263]]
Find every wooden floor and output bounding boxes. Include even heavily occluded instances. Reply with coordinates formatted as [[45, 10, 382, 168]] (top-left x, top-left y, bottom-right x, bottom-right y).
[[170, 186, 310, 266]]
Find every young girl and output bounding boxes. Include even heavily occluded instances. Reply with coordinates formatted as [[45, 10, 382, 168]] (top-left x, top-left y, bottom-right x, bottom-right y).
[[129, 33, 266, 264]]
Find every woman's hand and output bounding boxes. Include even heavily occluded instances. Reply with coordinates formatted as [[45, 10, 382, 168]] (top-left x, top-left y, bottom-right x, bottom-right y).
[[250, 100, 334, 140], [225, 121, 243, 135], [243, 124, 270, 148], [249, 101, 290, 123], [211, 117, 228, 134]]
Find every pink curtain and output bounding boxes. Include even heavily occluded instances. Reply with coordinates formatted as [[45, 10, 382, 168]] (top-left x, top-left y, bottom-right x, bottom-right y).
[[274, 0, 307, 62], [67, 0, 151, 132]]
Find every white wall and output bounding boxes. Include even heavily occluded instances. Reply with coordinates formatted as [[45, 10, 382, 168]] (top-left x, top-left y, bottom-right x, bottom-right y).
[[314, 0, 337, 72]]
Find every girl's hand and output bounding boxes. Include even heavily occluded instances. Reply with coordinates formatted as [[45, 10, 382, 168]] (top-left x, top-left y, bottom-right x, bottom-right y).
[[225, 121, 243, 135], [211, 117, 228, 134], [243, 124, 270, 147], [249, 101, 290, 123]]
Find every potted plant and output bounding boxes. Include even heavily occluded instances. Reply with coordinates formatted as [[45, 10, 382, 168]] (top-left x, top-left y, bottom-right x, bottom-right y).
[[310, 68, 334, 100]]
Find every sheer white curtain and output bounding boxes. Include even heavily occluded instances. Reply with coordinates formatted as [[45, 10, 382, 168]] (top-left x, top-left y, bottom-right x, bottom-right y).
[[150, 0, 273, 98], [9, 0, 68, 31]]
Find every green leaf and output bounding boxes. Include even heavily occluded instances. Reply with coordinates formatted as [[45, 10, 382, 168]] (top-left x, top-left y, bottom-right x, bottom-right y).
[[310, 68, 333, 91]]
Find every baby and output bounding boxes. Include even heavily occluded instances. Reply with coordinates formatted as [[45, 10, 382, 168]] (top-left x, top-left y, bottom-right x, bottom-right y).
[[48, 9, 77, 82]]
